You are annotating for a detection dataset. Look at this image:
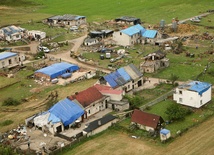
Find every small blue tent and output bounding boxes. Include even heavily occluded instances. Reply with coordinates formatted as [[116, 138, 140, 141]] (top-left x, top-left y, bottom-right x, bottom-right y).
[[49, 98, 84, 126]]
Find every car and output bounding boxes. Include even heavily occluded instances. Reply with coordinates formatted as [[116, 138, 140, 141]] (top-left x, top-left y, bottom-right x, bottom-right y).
[[38, 46, 50, 53], [70, 26, 79, 31]]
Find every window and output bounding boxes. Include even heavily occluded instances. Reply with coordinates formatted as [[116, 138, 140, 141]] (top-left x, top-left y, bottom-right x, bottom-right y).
[[200, 100, 203, 105], [179, 90, 182, 94], [128, 85, 130, 89], [120, 32, 122, 35], [179, 98, 183, 103], [88, 110, 90, 114], [2, 61, 5, 66]]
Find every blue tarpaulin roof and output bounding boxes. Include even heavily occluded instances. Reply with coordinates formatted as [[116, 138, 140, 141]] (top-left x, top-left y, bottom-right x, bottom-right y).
[[142, 30, 157, 38], [160, 129, 170, 135], [0, 52, 17, 60], [49, 98, 84, 126], [104, 70, 127, 88], [188, 81, 211, 95], [35, 62, 79, 79], [121, 24, 146, 36], [48, 113, 61, 124], [117, 68, 131, 81]]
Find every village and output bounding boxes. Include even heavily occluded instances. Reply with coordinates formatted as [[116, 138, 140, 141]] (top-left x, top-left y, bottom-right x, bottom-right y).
[[0, 4, 214, 155]]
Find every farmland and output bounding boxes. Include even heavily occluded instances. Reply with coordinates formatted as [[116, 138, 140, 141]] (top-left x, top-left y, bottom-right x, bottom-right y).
[[0, 0, 214, 154]]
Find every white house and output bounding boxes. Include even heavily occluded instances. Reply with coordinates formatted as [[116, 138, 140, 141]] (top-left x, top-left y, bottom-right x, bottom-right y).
[[113, 24, 144, 46], [68, 86, 110, 118], [0, 52, 25, 69], [0, 25, 24, 42], [84, 38, 99, 46], [173, 81, 212, 108], [28, 30, 46, 40]]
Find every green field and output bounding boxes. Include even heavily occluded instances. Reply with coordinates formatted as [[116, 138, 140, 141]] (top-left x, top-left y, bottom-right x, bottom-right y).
[[0, 0, 213, 26]]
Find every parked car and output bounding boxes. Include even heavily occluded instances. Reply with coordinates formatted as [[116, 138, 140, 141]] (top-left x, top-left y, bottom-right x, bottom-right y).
[[70, 26, 79, 31], [38, 46, 50, 53]]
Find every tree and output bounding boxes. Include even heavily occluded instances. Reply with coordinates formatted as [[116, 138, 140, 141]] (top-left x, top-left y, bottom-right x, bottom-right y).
[[165, 104, 191, 121], [125, 95, 143, 110], [169, 73, 179, 86]]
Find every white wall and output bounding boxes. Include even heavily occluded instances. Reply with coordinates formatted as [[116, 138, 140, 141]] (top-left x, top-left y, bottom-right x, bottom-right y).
[[113, 32, 131, 46], [0, 54, 19, 69], [173, 87, 212, 108]]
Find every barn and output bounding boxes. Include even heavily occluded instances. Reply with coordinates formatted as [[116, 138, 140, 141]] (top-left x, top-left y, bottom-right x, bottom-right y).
[[34, 62, 79, 81]]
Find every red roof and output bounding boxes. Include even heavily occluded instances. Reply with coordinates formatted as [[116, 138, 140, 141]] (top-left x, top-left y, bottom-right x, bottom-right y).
[[94, 84, 123, 95], [68, 86, 104, 107], [131, 109, 164, 129]]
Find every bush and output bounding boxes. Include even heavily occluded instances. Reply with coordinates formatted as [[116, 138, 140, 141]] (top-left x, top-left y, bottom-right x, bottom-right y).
[[2, 97, 21, 106], [0, 120, 13, 126]]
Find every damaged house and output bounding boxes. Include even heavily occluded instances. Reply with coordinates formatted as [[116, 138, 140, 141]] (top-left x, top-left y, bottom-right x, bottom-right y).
[[140, 50, 169, 73], [115, 16, 141, 25], [46, 14, 86, 27]]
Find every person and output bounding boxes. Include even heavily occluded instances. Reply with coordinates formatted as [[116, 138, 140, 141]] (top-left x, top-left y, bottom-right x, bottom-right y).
[[27, 136, 31, 149]]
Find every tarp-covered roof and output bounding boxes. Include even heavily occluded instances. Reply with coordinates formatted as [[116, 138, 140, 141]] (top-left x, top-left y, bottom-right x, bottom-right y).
[[49, 98, 84, 126], [160, 129, 170, 135], [117, 68, 131, 81], [35, 62, 79, 79], [188, 81, 211, 95], [0, 52, 17, 60], [121, 24, 145, 36], [104, 71, 127, 88], [142, 30, 157, 38]]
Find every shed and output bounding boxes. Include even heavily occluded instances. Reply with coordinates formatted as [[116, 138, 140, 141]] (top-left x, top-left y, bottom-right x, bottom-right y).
[[34, 62, 79, 81], [83, 115, 118, 137], [160, 129, 171, 141]]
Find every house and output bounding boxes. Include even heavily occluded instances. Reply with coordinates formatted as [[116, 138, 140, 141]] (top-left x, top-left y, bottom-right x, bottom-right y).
[[68, 86, 110, 118], [84, 38, 99, 46], [115, 16, 141, 25], [160, 129, 171, 142], [83, 114, 118, 137], [97, 64, 143, 92], [89, 30, 114, 38], [113, 24, 160, 46], [0, 52, 25, 69], [140, 50, 169, 73], [46, 14, 86, 27], [131, 109, 164, 131], [28, 98, 85, 134], [113, 24, 145, 46], [94, 84, 129, 111], [155, 37, 179, 46], [142, 30, 162, 45], [173, 81, 212, 108], [34, 62, 79, 81], [27, 30, 46, 40], [0, 25, 24, 42]]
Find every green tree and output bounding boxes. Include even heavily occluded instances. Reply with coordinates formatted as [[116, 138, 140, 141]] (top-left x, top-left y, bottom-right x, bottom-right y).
[[125, 95, 143, 110], [165, 104, 192, 121], [169, 73, 179, 86]]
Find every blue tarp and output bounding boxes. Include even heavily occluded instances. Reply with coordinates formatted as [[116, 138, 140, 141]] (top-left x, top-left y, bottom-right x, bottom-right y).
[[48, 113, 61, 124], [104, 70, 127, 88], [160, 129, 170, 135], [117, 68, 131, 82], [104, 74, 118, 88], [0, 52, 17, 60], [49, 98, 84, 126], [142, 30, 157, 38], [188, 81, 211, 95], [35, 62, 79, 79]]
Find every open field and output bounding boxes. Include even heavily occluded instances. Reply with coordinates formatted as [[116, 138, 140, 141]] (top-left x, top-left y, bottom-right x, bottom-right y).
[[60, 116, 214, 155], [0, 0, 213, 26]]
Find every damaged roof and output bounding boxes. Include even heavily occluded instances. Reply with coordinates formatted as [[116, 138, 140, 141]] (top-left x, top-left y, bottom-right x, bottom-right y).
[[48, 14, 86, 21]]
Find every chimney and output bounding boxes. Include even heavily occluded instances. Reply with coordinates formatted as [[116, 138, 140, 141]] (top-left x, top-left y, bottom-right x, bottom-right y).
[[98, 120, 101, 126]]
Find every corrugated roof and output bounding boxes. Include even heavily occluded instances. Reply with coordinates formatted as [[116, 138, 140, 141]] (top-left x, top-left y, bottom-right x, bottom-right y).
[[121, 24, 145, 36], [84, 115, 117, 132], [35, 62, 79, 79], [123, 64, 142, 80], [94, 84, 123, 95], [131, 109, 164, 129], [48, 98, 84, 126], [117, 68, 131, 81], [48, 14, 85, 21], [0, 52, 17, 60], [104, 74, 118, 88], [69, 86, 104, 108], [142, 30, 157, 38]]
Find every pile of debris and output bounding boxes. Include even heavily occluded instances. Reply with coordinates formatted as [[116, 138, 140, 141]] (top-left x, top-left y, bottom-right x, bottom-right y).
[[177, 24, 196, 34]]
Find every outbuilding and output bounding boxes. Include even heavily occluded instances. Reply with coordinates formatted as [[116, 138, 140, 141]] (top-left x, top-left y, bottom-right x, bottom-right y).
[[34, 62, 79, 81]]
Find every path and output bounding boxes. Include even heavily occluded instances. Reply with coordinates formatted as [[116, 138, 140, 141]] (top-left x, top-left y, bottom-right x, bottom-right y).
[[167, 12, 212, 26]]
